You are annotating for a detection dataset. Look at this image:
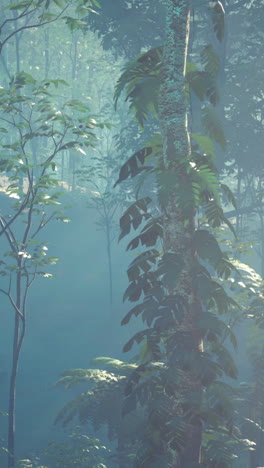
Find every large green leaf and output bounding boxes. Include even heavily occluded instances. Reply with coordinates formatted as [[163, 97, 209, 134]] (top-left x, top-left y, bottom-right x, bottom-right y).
[[193, 229, 222, 264], [127, 217, 163, 250], [119, 197, 152, 240], [127, 249, 160, 281], [114, 146, 153, 187]]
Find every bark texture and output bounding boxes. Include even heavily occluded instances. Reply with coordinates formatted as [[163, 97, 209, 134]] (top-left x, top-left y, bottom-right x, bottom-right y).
[[159, 1, 203, 465]]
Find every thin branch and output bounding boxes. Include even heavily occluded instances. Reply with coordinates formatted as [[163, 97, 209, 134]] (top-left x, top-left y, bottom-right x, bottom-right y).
[[0, 0, 36, 32], [0, 5, 69, 52], [0, 190, 31, 237], [0, 287, 24, 320], [0, 216, 18, 253], [31, 212, 55, 239]]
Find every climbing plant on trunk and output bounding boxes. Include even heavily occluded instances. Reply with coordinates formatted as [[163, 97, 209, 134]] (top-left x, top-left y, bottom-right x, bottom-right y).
[[158, 1, 203, 464], [113, 0, 252, 466]]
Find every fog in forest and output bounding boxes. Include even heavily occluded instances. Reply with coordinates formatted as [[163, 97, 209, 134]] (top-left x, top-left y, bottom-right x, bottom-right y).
[[0, 1, 264, 467]]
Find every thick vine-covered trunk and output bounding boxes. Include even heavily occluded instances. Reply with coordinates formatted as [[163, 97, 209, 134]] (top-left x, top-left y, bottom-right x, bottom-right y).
[[159, 1, 203, 465]]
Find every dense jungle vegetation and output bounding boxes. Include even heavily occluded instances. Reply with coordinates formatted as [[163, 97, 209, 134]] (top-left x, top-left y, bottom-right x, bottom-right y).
[[0, 0, 264, 467]]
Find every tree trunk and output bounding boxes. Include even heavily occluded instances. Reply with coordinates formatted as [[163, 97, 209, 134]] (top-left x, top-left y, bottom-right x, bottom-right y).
[[7, 269, 24, 468], [105, 219, 113, 307], [159, 1, 203, 465]]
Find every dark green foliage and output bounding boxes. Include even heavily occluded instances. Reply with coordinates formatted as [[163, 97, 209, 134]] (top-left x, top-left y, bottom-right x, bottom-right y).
[[201, 107, 226, 150], [194, 229, 223, 264], [0, 0, 100, 56], [55, 366, 127, 439], [201, 45, 220, 80], [0, 73, 104, 468], [86, 1, 165, 59], [127, 249, 160, 281], [114, 53, 161, 127], [114, 147, 153, 187], [111, 10, 248, 459], [209, 0, 225, 42], [204, 199, 236, 236], [52, 2, 263, 467], [44, 428, 109, 468], [126, 217, 163, 250], [119, 197, 152, 240]]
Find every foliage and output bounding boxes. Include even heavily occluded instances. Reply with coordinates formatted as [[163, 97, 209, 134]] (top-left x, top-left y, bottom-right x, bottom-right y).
[[43, 427, 109, 468], [0, 0, 262, 467], [85, 0, 165, 59], [0, 0, 100, 55], [54, 362, 129, 438], [110, 2, 261, 465], [0, 72, 102, 280], [15, 457, 47, 468], [0, 72, 104, 467]]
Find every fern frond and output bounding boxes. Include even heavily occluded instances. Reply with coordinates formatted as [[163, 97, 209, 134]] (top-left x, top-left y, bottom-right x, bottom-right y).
[[114, 49, 161, 126], [54, 368, 121, 389], [90, 357, 138, 373], [201, 44, 220, 79]]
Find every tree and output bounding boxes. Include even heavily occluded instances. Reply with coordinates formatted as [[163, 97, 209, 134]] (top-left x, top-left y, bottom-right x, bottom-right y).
[[54, 0, 256, 466], [0, 73, 102, 468], [158, 1, 203, 463], [114, 0, 250, 465], [0, 0, 100, 57], [76, 154, 131, 307]]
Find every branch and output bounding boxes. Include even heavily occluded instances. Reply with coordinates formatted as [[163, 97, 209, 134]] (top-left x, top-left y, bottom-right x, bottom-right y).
[[0, 216, 18, 253], [0, 287, 24, 320], [0, 4, 69, 53], [224, 203, 264, 219], [31, 212, 55, 239], [0, 0, 36, 33], [0, 190, 31, 237]]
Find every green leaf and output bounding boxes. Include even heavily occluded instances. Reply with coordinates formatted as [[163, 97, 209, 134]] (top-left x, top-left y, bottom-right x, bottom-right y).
[[209, 281, 238, 313], [201, 107, 226, 149], [62, 16, 86, 31], [201, 45, 220, 79], [127, 249, 160, 281], [220, 183, 237, 209], [119, 197, 152, 241], [157, 252, 184, 290], [187, 70, 206, 101], [12, 71, 36, 86], [210, 1, 225, 42], [114, 146, 153, 187], [7, 1, 31, 10], [194, 229, 222, 265], [114, 53, 161, 126], [211, 342, 237, 378], [127, 217, 163, 250], [121, 303, 145, 325], [123, 330, 153, 353]]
